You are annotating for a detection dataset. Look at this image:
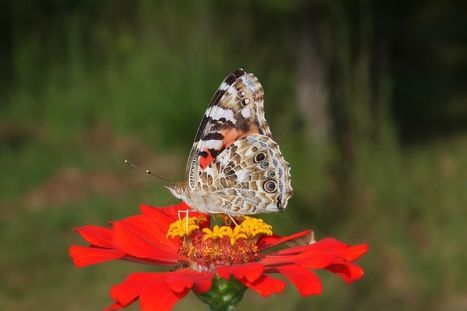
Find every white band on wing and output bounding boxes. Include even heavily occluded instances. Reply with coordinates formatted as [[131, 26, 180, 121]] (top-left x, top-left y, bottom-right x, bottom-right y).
[[208, 106, 236, 124]]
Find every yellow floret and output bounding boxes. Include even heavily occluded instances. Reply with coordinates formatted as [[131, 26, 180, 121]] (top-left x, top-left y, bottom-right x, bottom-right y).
[[166, 216, 201, 238], [238, 216, 273, 238], [202, 227, 216, 240], [201, 216, 272, 245], [202, 225, 230, 241], [233, 225, 248, 241]]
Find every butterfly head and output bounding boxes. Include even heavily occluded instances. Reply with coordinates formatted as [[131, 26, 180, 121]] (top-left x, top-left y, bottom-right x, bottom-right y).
[[166, 181, 191, 204]]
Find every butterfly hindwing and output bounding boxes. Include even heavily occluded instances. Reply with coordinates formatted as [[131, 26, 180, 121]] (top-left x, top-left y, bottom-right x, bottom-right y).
[[185, 69, 272, 189], [193, 134, 293, 215]]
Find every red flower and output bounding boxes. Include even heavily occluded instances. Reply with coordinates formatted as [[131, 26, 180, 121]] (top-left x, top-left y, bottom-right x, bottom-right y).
[[69, 203, 368, 311]]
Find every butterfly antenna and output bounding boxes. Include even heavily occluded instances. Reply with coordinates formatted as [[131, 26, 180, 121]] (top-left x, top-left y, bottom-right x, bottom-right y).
[[124, 160, 174, 184]]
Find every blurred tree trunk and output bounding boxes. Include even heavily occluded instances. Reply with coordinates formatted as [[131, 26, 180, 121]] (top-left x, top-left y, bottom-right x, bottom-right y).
[[295, 17, 329, 146], [324, 0, 389, 212]]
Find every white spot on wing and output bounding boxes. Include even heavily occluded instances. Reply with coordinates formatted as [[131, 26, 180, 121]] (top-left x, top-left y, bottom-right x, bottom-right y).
[[240, 75, 258, 92], [241, 107, 251, 118], [246, 136, 258, 144], [219, 82, 229, 91], [199, 139, 223, 150], [236, 170, 249, 182]]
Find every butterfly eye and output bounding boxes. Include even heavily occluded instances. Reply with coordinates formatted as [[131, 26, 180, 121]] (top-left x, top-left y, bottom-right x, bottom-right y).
[[241, 98, 250, 107], [260, 161, 269, 169], [263, 180, 277, 193], [254, 152, 266, 163], [267, 170, 276, 178], [238, 91, 246, 98]]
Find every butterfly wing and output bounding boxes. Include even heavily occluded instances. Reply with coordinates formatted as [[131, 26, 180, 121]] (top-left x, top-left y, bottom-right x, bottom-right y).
[[192, 134, 293, 215], [185, 69, 272, 190]]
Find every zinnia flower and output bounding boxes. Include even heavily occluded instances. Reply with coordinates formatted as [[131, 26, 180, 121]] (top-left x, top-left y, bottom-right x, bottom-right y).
[[69, 202, 368, 310]]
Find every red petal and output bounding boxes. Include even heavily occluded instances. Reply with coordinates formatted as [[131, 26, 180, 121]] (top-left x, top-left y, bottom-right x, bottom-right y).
[[166, 269, 214, 293], [110, 272, 169, 307], [217, 262, 264, 283], [270, 237, 345, 256], [241, 274, 285, 297], [139, 204, 176, 230], [69, 245, 125, 267], [109, 270, 211, 311], [217, 263, 284, 297], [262, 249, 334, 269], [296, 241, 367, 270], [143, 202, 199, 218], [344, 244, 369, 261], [140, 285, 188, 311], [327, 262, 365, 284], [112, 215, 178, 263], [257, 230, 312, 250], [262, 238, 368, 270], [140, 202, 193, 229], [276, 265, 322, 296], [74, 225, 114, 248]]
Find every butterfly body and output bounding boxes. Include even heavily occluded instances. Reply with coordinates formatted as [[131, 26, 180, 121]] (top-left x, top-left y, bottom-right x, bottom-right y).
[[167, 69, 292, 216]]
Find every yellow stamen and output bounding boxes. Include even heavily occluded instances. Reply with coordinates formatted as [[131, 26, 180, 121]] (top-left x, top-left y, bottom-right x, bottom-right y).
[[166, 216, 205, 238], [202, 227, 216, 240], [201, 216, 272, 245], [166, 212, 273, 245], [238, 216, 273, 237]]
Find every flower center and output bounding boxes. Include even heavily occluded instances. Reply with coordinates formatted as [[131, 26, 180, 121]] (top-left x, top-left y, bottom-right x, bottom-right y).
[[166, 215, 273, 271]]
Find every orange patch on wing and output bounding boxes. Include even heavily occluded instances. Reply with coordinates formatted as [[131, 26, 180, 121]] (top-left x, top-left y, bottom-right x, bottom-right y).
[[222, 129, 243, 148], [199, 149, 215, 170], [221, 129, 243, 148], [221, 127, 260, 148], [199, 127, 261, 170]]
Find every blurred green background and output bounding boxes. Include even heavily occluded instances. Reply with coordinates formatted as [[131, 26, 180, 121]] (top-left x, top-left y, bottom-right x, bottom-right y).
[[1, 0, 466, 310]]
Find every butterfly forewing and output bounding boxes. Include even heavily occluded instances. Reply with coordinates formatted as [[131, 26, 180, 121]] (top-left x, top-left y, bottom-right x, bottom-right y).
[[185, 69, 272, 190]]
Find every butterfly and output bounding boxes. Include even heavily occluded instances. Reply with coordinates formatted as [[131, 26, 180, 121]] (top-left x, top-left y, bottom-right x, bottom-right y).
[[167, 68, 293, 216]]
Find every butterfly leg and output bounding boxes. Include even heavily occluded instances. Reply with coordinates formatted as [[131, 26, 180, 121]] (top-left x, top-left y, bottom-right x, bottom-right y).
[[185, 209, 189, 233], [226, 213, 239, 226], [177, 209, 190, 233]]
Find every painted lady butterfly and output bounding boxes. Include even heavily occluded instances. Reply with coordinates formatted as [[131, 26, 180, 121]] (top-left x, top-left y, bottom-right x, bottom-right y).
[[167, 68, 293, 215]]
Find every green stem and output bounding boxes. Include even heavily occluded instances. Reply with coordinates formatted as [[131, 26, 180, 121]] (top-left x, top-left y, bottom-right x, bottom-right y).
[[209, 306, 236, 311], [195, 276, 247, 311]]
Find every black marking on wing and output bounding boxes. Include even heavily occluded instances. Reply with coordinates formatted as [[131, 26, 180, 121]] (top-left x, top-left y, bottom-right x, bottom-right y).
[[208, 148, 223, 158], [277, 194, 283, 209], [225, 73, 237, 85], [207, 68, 245, 108], [202, 132, 224, 140], [211, 119, 235, 131]]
